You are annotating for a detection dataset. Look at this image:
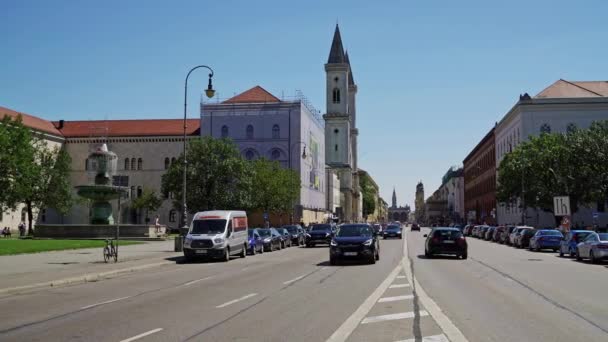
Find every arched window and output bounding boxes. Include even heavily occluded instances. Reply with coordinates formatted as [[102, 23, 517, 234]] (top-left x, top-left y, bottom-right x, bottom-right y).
[[245, 150, 255, 161], [221, 125, 229, 138], [271, 149, 281, 160], [164, 157, 170, 170], [169, 210, 176, 222], [540, 123, 551, 134], [85, 158, 89, 171], [272, 124, 280, 139], [137, 186, 142, 198], [131, 158, 136, 170], [332, 88, 340, 103], [124, 158, 130, 170], [137, 158, 142, 170], [246, 125, 254, 139]]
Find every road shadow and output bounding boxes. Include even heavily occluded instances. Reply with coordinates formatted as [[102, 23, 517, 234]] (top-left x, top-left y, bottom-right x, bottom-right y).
[[317, 260, 369, 267], [416, 254, 461, 260], [167, 255, 237, 264]]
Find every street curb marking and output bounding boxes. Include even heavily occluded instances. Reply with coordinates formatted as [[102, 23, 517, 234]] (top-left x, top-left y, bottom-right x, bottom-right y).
[[325, 264, 402, 342], [120, 328, 163, 342], [395, 333, 449, 342], [361, 310, 429, 324], [0, 260, 173, 296], [402, 232, 469, 342], [389, 283, 410, 288]]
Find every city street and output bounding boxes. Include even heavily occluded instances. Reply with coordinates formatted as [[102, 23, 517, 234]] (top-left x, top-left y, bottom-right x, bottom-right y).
[[0, 227, 607, 341]]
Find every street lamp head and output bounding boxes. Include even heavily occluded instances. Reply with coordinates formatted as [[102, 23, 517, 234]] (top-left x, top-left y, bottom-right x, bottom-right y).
[[205, 74, 215, 98]]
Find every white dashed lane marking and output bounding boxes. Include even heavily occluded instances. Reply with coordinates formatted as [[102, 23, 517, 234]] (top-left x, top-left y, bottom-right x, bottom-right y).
[[394, 334, 449, 342], [378, 294, 414, 303], [283, 275, 306, 285], [388, 283, 410, 289], [396, 275, 406, 279], [361, 311, 429, 324], [119, 328, 163, 342], [215, 293, 257, 308], [81, 296, 131, 310]]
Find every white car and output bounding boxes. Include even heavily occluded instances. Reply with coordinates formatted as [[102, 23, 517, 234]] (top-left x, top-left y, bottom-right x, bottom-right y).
[[183, 210, 248, 262], [576, 232, 608, 263]]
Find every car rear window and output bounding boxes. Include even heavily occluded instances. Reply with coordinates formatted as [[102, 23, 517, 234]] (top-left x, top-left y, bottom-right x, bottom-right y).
[[540, 230, 562, 236], [433, 230, 462, 240]]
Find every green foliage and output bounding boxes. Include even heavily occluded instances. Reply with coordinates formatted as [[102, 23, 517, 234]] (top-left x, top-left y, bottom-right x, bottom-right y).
[[360, 173, 377, 219], [161, 137, 253, 212], [131, 188, 162, 220], [0, 239, 140, 256], [249, 158, 300, 215]]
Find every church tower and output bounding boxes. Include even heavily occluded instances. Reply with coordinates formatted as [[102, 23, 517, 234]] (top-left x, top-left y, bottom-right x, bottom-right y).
[[323, 24, 359, 222], [392, 188, 397, 209]]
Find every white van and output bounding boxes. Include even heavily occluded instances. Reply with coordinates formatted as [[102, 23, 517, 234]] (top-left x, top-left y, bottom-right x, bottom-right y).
[[183, 210, 248, 262]]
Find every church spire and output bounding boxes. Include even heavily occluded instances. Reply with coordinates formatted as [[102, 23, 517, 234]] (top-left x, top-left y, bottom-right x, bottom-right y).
[[345, 50, 355, 85], [392, 187, 397, 208], [327, 24, 345, 64]]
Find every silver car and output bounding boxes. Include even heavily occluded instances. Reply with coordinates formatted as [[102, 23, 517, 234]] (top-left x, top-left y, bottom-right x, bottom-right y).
[[576, 232, 608, 263]]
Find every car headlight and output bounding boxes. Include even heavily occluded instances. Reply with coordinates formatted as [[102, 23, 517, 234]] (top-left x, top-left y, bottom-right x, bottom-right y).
[[325, 232, 330, 237], [363, 239, 373, 246], [330, 240, 338, 246], [214, 238, 224, 244], [185, 237, 192, 244], [264, 238, 271, 242]]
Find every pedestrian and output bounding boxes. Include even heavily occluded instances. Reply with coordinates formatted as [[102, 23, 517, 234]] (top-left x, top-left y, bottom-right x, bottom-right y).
[[154, 215, 160, 234], [18, 221, 26, 237]]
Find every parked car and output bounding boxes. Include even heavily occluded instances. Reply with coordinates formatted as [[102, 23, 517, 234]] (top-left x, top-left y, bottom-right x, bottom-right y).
[[514, 228, 536, 249], [463, 225, 473, 236], [247, 229, 265, 255], [470, 225, 480, 237], [485, 226, 496, 240], [329, 223, 380, 265], [492, 226, 505, 242], [478, 226, 490, 239], [559, 230, 594, 258], [509, 226, 532, 246], [529, 229, 563, 252], [306, 224, 333, 247], [424, 227, 468, 259], [411, 223, 421, 231], [500, 226, 516, 244], [576, 232, 608, 263], [275, 228, 292, 248], [256, 228, 282, 252], [283, 225, 305, 246], [183, 210, 248, 262], [383, 224, 403, 239]]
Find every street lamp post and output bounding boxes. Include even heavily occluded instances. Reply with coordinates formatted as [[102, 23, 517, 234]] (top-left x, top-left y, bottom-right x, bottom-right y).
[[181, 65, 215, 236], [289, 141, 307, 224]]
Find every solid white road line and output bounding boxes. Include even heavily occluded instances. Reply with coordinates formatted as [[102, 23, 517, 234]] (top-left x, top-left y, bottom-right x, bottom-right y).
[[395, 333, 449, 342], [119, 328, 163, 342], [80, 296, 131, 310], [283, 275, 305, 285], [325, 264, 402, 342], [396, 275, 406, 279], [361, 310, 429, 324], [215, 293, 258, 308], [182, 275, 214, 286], [402, 233, 469, 342], [388, 283, 410, 289], [378, 294, 414, 303]]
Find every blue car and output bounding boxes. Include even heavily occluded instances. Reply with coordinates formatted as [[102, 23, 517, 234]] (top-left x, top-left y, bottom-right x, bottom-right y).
[[247, 229, 264, 255], [559, 230, 594, 258], [529, 229, 563, 252]]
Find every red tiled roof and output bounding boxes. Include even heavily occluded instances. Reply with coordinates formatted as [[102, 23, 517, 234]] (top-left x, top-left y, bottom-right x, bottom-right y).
[[222, 85, 281, 104], [535, 79, 608, 98], [56, 119, 201, 137], [0, 106, 62, 136]]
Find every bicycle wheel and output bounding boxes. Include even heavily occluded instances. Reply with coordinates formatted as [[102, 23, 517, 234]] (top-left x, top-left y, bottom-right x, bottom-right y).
[[112, 245, 118, 263], [103, 246, 110, 263]]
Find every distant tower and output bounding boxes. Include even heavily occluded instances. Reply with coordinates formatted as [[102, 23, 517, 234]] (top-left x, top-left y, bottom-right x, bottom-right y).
[[392, 188, 397, 208], [415, 181, 425, 223]]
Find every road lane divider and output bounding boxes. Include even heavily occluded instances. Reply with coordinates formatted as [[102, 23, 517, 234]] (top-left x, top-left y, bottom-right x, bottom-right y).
[[395, 333, 449, 342], [216, 293, 258, 308], [80, 296, 131, 310], [361, 311, 429, 324], [181, 275, 215, 287], [378, 294, 414, 303], [396, 275, 406, 279], [283, 275, 306, 285], [119, 328, 163, 342]]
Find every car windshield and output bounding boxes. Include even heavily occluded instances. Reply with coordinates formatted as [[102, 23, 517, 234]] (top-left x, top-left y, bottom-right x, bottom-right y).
[[598, 233, 608, 241], [191, 219, 226, 234], [285, 226, 298, 233], [574, 232, 592, 239], [540, 230, 562, 236], [257, 229, 271, 237], [337, 225, 372, 237], [387, 226, 400, 231], [311, 224, 331, 231]]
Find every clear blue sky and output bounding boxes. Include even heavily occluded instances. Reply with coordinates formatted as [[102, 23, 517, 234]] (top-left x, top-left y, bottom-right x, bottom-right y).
[[2, 0, 607, 209]]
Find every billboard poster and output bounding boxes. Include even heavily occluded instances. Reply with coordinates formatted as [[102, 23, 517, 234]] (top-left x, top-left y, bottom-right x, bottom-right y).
[[309, 134, 320, 190]]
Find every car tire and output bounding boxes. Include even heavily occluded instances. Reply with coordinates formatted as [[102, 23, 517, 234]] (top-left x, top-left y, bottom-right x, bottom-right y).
[[270, 243, 274, 252], [461, 252, 468, 259], [576, 249, 582, 261], [375, 249, 380, 261], [306, 243, 311, 248], [223, 247, 230, 262], [240, 244, 247, 258], [590, 250, 597, 264], [368, 254, 376, 264], [559, 249, 564, 257], [399, 236, 403, 239], [250, 246, 256, 256], [330, 256, 337, 266], [259, 245, 263, 254]]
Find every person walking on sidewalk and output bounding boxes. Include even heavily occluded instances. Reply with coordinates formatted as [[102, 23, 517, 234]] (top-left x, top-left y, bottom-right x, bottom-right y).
[[18, 221, 26, 237], [155, 215, 161, 234]]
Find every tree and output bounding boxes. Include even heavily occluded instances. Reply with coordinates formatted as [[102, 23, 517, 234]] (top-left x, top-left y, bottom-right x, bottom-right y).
[[161, 137, 252, 215], [0, 115, 73, 234], [131, 188, 162, 223], [249, 158, 300, 222], [359, 174, 376, 220]]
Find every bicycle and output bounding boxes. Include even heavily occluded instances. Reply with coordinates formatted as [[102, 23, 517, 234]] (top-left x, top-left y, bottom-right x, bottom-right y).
[[103, 239, 118, 263]]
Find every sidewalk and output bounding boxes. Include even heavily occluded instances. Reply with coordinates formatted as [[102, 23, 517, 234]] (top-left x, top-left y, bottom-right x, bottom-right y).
[[0, 240, 182, 294]]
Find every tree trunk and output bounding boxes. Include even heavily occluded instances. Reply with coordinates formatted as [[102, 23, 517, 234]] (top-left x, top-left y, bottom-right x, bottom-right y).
[[26, 200, 34, 236]]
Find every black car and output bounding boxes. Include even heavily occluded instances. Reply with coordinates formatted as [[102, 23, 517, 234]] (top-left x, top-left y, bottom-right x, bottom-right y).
[[283, 225, 305, 246], [516, 228, 536, 249], [383, 224, 402, 239], [424, 227, 467, 259], [257, 228, 283, 252], [275, 228, 292, 248], [330, 224, 380, 265], [411, 223, 420, 231], [306, 224, 333, 247]]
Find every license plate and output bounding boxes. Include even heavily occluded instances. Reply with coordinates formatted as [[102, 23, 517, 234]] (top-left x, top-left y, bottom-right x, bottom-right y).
[[443, 240, 455, 244], [195, 249, 208, 254], [344, 252, 358, 256]]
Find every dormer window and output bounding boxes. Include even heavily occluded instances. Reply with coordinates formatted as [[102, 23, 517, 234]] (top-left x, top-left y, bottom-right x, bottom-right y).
[[332, 88, 340, 103]]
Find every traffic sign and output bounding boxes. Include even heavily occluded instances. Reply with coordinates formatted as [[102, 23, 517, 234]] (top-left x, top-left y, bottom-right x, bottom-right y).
[[553, 196, 571, 216]]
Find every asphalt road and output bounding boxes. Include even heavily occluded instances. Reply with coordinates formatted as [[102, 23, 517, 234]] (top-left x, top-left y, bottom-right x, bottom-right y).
[[1, 227, 607, 342]]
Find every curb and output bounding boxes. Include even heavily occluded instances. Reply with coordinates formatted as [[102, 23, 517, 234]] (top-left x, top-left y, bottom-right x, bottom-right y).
[[0, 260, 175, 296]]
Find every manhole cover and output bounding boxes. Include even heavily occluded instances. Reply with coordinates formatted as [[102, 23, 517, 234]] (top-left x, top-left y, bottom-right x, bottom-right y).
[[527, 258, 542, 261]]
